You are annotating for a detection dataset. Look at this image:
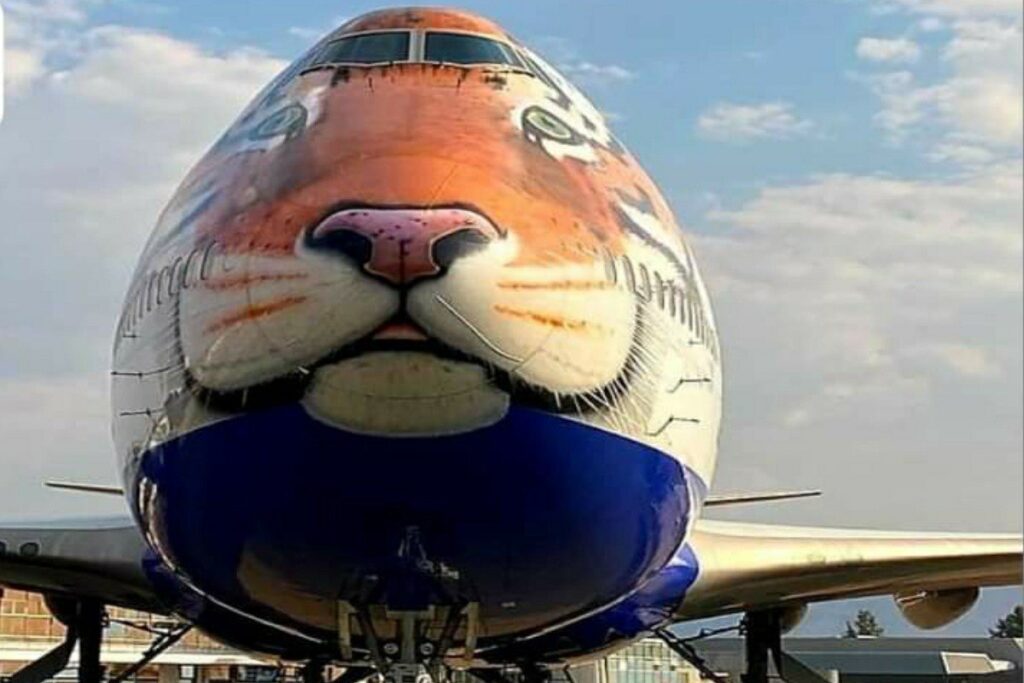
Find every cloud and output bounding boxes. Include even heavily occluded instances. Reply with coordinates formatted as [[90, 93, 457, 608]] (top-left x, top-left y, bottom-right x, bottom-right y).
[[0, 376, 128, 518], [0, 5, 284, 517], [2, 0, 84, 94], [287, 15, 349, 42], [873, 0, 1023, 17], [696, 102, 814, 142], [858, 18, 1022, 155], [909, 343, 1000, 377], [3, 48, 48, 95], [288, 26, 324, 41], [59, 26, 284, 117], [699, 161, 1021, 421], [558, 61, 635, 86], [3, 0, 90, 23], [530, 36, 635, 88], [926, 141, 997, 165], [918, 17, 946, 31], [857, 37, 922, 62], [696, 162, 1022, 530]]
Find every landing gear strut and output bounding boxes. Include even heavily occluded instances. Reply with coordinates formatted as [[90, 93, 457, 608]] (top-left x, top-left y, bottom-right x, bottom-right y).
[[658, 611, 831, 683], [107, 618, 193, 683], [741, 610, 830, 683], [9, 597, 195, 683], [654, 626, 730, 682], [78, 601, 105, 683], [9, 598, 106, 683]]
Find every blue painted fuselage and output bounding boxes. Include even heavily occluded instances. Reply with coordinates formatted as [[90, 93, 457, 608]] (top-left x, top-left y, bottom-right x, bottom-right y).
[[130, 403, 701, 660]]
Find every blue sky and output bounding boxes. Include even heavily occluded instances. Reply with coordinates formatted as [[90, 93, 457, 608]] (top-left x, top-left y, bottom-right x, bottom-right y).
[[0, 0, 1021, 638]]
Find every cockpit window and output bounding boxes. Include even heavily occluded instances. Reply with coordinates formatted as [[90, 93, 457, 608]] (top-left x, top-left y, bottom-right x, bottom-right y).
[[314, 32, 411, 65], [424, 32, 523, 67]]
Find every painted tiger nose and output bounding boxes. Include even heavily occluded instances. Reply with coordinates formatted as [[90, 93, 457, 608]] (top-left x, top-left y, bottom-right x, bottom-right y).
[[309, 207, 499, 286]]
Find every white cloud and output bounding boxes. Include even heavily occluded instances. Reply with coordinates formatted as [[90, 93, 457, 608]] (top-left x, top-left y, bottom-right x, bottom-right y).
[[61, 26, 284, 117], [696, 102, 814, 142], [288, 26, 324, 41], [697, 162, 1022, 529], [941, 20, 1024, 146], [926, 141, 997, 165], [858, 70, 943, 141], [699, 161, 1021, 420], [558, 61, 634, 86], [530, 36, 635, 89], [857, 37, 922, 62], [874, 0, 1023, 17], [909, 343, 1001, 377], [3, 48, 47, 95], [0, 8, 285, 516], [3, 0, 90, 23], [287, 15, 350, 43], [859, 18, 1022, 155]]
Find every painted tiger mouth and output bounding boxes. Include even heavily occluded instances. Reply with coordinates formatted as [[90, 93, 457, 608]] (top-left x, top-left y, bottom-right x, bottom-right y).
[[184, 314, 643, 421], [185, 315, 493, 414], [182, 287, 646, 420], [370, 319, 429, 342]]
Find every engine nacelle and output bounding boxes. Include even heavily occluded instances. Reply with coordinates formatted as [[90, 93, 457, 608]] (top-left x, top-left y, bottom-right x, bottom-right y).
[[895, 587, 979, 630], [778, 604, 808, 634]]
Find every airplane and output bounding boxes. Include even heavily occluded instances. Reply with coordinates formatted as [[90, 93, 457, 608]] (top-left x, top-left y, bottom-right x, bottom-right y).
[[1, 8, 1020, 683]]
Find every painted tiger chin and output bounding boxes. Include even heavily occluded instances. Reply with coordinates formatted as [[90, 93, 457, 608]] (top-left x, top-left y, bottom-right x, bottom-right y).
[[177, 207, 640, 436]]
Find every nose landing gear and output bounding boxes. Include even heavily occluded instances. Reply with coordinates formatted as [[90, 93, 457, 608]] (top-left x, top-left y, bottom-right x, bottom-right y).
[[334, 527, 483, 683]]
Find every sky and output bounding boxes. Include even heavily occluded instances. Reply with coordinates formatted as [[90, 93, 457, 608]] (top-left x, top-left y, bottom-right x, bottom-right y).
[[0, 0, 1021, 638]]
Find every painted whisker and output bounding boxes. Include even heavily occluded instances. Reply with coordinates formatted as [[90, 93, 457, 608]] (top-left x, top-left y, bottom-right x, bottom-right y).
[[202, 273, 309, 291], [205, 296, 308, 334], [492, 305, 607, 333], [497, 279, 613, 291]]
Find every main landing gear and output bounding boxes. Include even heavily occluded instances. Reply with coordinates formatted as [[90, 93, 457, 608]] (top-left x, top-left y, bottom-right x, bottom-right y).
[[656, 610, 832, 683], [9, 597, 192, 683]]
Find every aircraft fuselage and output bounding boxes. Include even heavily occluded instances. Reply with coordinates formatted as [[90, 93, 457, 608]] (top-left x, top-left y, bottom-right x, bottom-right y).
[[111, 7, 722, 664]]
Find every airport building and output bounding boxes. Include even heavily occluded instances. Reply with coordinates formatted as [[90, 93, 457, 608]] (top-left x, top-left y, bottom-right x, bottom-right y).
[[1, 590, 1020, 683]]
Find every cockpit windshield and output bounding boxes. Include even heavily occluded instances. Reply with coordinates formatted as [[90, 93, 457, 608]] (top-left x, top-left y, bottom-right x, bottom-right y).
[[305, 30, 525, 71], [314, 32, 411, 65], [423, 32, 523, 67]]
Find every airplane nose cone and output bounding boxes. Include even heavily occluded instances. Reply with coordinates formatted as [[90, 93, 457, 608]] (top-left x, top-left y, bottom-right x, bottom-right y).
[[308, 207, 499, 286]]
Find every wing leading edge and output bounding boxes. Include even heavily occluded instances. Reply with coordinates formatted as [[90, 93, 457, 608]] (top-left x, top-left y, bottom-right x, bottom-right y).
[[0, 516, 164, 613], [676, 519, 1023, 622]]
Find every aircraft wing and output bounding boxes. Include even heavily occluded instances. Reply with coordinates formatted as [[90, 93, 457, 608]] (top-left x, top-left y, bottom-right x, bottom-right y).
[[0, 516, 165, 613], [676, 519, 1023, 624]]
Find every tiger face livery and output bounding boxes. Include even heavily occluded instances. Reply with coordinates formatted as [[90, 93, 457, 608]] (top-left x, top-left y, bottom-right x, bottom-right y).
[[114, 7, 721, 489], [107, 6, 727, 656]]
